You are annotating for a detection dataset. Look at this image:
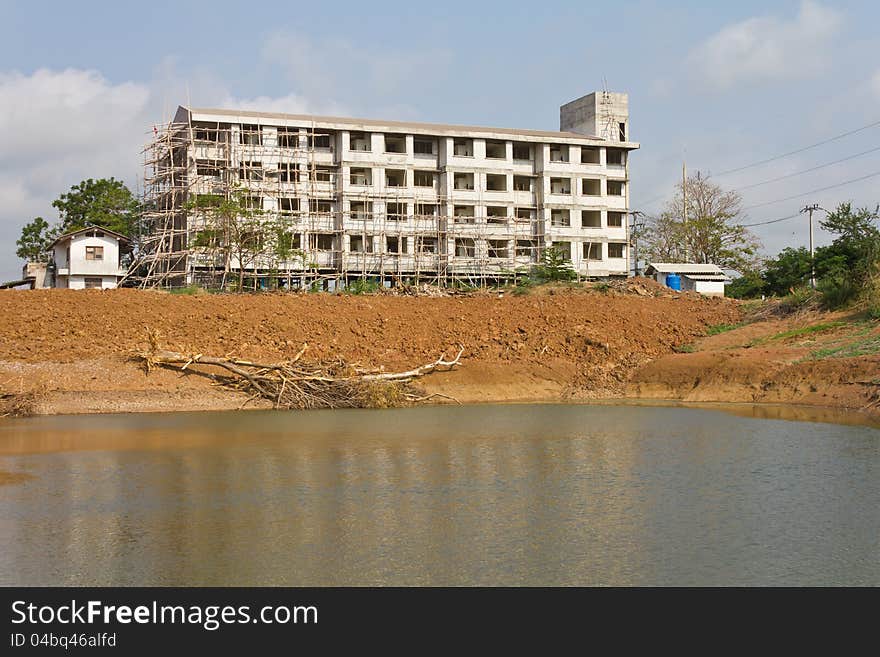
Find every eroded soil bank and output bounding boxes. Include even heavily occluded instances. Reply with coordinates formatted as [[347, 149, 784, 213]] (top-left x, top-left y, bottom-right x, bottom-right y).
[[0, 283, 877, 421]]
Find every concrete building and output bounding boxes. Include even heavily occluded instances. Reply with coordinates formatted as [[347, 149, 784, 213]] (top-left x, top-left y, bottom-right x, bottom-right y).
[[47, 227, 131, 289], [138, 91, 638, 288], [644, 263, 729, 296]]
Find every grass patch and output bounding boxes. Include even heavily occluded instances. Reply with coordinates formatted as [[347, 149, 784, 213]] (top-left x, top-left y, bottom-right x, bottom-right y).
[[809, 335, 880, 360], [705, 322, 747, 336], [765, 321, 845, 342], [168, 284, 208, 295], [673, 343, 696, 353]]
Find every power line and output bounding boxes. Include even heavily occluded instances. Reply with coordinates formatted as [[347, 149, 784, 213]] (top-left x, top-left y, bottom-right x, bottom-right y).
[[742, 169, 880, 211], [713, 118, 880, 178], [738, 212, 801, 228], [734, 145, 880, 191]]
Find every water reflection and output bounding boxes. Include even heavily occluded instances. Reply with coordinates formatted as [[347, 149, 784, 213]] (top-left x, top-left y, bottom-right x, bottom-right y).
[[0, 405, 878, 585]]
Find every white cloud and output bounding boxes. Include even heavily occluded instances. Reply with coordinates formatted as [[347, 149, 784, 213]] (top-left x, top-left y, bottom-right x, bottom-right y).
[[0, 66, 341, 281], [687, 1, 844, 91]]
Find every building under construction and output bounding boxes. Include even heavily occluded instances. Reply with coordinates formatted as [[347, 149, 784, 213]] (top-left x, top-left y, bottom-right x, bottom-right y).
[[136, 91, 638, 289]]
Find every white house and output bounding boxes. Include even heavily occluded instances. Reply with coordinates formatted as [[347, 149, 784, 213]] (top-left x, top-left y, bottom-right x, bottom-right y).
[[644, 262, 729, 297], [47, 227, 131, 289]]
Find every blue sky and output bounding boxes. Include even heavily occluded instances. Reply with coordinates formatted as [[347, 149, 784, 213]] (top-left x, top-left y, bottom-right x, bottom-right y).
[[1, 0, 878, 280]]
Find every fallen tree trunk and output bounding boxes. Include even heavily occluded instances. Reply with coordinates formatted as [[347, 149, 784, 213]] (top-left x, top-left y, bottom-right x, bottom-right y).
[[135, 334, 463, 410]]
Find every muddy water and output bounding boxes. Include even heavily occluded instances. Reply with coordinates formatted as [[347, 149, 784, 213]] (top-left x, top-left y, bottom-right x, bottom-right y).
[[1, 404, 878, 586]]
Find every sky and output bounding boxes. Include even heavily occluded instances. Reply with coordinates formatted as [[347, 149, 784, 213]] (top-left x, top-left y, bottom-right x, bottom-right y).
[[1, 0, 879, 281]]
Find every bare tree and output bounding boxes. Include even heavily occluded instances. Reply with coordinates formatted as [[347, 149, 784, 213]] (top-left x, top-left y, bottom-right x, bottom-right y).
[[643, 173, 761, 271]]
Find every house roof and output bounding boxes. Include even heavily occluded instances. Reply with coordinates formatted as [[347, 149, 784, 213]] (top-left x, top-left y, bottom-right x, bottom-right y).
[[644, 262, 726, 276], [48, 226, 131, 249], [682, 274, 729, 282], [177, 106, 641, 149]]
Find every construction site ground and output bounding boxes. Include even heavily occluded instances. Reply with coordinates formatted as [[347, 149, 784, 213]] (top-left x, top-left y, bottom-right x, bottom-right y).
[[0, 279, 877, 423]]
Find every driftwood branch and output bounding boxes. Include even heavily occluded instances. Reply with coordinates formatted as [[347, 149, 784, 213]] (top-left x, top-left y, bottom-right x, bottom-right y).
[[136, 332, 464, 410]]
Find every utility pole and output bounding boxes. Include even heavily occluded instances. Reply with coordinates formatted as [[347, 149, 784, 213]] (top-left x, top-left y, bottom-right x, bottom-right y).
[[800, 204, 818, 288], [629, 210, 645, 276], [682, 160, 688, 261]]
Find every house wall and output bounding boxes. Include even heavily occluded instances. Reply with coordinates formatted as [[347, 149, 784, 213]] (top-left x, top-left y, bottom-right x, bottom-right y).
[[692, 280, 725, 297], [52, 233, 125, 289]]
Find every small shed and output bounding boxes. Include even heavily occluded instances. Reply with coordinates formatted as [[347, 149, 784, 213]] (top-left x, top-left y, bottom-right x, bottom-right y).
[[644, 262, 729, 297], [47, 226, 132, 289]]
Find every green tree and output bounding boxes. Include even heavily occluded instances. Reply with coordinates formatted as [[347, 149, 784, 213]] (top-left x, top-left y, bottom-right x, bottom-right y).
[[644, 174, 761, 271], [761, 247, 811, 296], [533, 246, 576, 282], [15, 217, 58, 262], [52, 177, 139, 236], [726, 270, 765, 299], [819, 203, 880, 278], [188, 189, 274, 291]]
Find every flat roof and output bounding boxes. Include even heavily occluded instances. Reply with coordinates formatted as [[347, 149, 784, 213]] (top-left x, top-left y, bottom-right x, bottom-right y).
[[180, 106, 640, 149], [646, 263, 726, 275]]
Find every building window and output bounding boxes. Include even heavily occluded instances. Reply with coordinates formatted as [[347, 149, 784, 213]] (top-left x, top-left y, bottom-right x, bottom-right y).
[[515, 207, 534, 222], [386, 169, 406, 187], [608, 242, 626, 258], [581, 210, 601, 228], [453, 138, 473, 157], [386, 236, 406, 254], [85, 246, 104, 261], [516, 239, 535, 258], [384, 134, 406, 153], [513, 175, 531, 192], [350, 235, 374, 253], [309, 233, 334, 250], [414, 203, 436, 218], [550, 177, 571, 194], [486, 206, 507, 224], [350, 132, 371, 152], [607, 211, 624, 227], [279, 197, 299, 215], [619, 122, 626, 141], [454, 172, 474, 190], [551, 209, 570, 227], [416, 236, 438, 254], [312, 167, 333, 183], [387, 202, 407, 221], [607, 180, 625, 196], [554, 241, 572, 261], [512, 143, 531, 160], [607, 149, 625, 166], [308, 132, 331, 149], [84, 277, 103, 289], [414, 170, 435, 187], [239, 161, 264, 181], [583, 242, 602, 260], [350, 167, 372, 186], [549, 145, 569, 162], [193, 123, 229, 143], [277, 127, 300, 149], [486, 174, 507, 192], [581, 147, 600, 164], [414, 138, 435, 155], [453, 205, 475, 224], [350, 201, 372, 220], [485, 140, 506, 159], [278, 163, 298, 183], [196, 160, 223, 178], [309, 199, 333, 215], [488, 240, 508, 258], [239, 124, 262, 146], [455, 238, 476, 257], [582, 178, 601, 196]]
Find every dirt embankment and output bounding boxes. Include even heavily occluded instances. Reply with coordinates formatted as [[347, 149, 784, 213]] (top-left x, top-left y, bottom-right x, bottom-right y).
[[0, 282, 877, 419]]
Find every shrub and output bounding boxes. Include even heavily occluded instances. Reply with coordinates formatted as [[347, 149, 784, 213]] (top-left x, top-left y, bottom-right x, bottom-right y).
[[779, 286, 816, 313], [346, 278, 380, 295], [817, 276, 858, 310]]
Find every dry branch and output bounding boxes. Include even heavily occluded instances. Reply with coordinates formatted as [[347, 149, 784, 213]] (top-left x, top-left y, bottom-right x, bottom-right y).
[[136, 332, 463, 410]]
